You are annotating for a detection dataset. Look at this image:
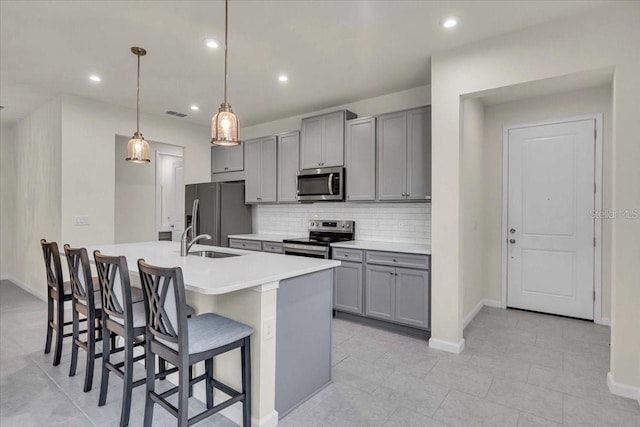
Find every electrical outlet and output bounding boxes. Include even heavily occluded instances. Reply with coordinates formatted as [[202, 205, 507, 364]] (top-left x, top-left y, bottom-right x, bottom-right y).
[[263, 317, 276, 341], [73, 215, 90, 226]]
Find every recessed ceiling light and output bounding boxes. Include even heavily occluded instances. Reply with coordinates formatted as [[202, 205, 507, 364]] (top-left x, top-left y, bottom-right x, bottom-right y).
[[278, 74, 289, 82], [205, 39, 220, 49], [441, 16, 459, 29], [190, 105, 200, 111], [89, 75, 101, 82]]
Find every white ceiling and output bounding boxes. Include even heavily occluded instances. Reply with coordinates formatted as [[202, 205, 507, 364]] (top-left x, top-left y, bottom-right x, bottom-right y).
[[0, 0, 610, 128]]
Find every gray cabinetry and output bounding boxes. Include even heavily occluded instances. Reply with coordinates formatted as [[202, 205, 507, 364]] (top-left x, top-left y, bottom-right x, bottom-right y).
[[345, 117, 376, 201], [263, 241, 284, 254], [377, 106, 431, 201], [365, 264, 396, 321], [229, 238, 262, 251], [277, 131, 300, 203], [211, 143, 244, 174], [300, 110, 356, 169], [395, 267, 429, 329], [245, 136, 277, 204], [334, 261, 364, 314]]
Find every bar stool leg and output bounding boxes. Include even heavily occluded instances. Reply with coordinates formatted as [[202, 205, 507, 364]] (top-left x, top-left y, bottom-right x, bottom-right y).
[[241, 337, 251, 427], [53, 298, 64, 366], [120, 341, 134, 427], [98, 327, 111, 406], [178, 358, 190, 426], [44, 292, 53, 354], [143, 340, 156, 427], [84, 317, 97, 392], [205, 358, 214, 409], [69, 307, 79, 376]]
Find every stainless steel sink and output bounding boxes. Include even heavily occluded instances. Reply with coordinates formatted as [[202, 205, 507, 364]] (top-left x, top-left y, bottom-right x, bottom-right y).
[[188, 250, 240, 259]]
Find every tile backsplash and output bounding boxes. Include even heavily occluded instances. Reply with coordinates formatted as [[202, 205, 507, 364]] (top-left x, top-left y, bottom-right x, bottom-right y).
[[253, 202, 431, 245]]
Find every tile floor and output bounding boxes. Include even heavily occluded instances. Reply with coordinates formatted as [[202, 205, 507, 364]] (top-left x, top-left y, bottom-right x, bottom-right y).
[[1, 280, 639, 426]]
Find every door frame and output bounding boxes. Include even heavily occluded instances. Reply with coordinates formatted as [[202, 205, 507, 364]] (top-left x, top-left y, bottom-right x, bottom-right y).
[[155, 151, 184, 238], [500, 113, 603, 324]]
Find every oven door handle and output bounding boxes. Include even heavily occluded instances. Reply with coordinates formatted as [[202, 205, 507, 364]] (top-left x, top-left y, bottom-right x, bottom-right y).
[[283, 246, 329, 257], [328, 173, 334, 195]]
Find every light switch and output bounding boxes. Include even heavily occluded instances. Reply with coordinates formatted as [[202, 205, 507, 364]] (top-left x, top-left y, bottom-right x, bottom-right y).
[[73, 215, 89, 226], [263, 317, 276, 341]]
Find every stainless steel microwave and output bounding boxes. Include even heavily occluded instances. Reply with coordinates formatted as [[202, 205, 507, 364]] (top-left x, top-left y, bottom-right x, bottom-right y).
[[297, 167, 344, 202]]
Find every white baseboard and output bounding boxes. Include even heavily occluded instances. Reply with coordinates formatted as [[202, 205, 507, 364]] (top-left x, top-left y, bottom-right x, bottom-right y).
[[598, 317, 610, 326], [214, 389, 278, 427], [463, 300, 484, 329], [3, 274, 47, 302], [483, 299, 502, 308], [607, 372, 640, 404], [0, 274, 9, 281], [429, 338, 465, 354]]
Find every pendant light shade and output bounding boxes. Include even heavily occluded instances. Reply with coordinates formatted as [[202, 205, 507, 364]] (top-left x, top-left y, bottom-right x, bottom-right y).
[[126, 46, 150, 163], [211, 0, 240, 146]]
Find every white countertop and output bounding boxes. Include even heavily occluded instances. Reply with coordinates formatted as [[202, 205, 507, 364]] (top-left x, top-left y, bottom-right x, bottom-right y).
[[331, 240, 431, 255], [79, 241, 339, 295], [228, 233, 304, 243]]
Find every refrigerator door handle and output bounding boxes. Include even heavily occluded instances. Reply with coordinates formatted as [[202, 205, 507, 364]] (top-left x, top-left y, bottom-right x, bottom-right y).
[[191, 199, 199, 239]]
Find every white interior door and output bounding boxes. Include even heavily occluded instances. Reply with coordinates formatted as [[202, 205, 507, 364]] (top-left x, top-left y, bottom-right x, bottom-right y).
[[506, 119, 595, 319], [172, 160, 184, 242]]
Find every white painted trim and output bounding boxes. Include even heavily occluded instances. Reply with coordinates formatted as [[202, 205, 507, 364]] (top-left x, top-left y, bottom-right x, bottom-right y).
[[483, 299, 502, 308], [429, 338, 465, 354], [598, 317, 610, 326], [3, 275, 47, 301], [501, 114, 604, 321], [248, 281, 280, 293], [463, 300, 484, 328], [0, 274, 9, 281], [215, 389, 279, 427], [607, 372, 640, 404]]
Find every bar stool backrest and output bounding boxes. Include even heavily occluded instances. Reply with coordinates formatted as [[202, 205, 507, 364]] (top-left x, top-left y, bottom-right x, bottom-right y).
[[64, 245, 96, 305], [137, 259, 189, 353], [40, 239, 64, 294], [94, 251, 134, 327]]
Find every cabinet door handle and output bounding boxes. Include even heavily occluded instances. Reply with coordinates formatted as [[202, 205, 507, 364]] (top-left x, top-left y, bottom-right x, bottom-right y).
[[224, 167, 229, 171]]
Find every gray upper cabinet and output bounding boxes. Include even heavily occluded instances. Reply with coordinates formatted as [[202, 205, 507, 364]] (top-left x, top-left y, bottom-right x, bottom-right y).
[[245, 136, 277, 204], [277, 131, 300, 203], [300, 110, 356, 170], [406, 107, 431, 200], [345, 117, 376, 201], [377, 106, 431, 201], [211, 143, 244, 174]]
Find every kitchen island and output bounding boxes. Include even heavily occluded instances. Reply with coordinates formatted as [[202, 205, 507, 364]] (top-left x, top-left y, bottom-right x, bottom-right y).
[[79, 241, 339, 426]]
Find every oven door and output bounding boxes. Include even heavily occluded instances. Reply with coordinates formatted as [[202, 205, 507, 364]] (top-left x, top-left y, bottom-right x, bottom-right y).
[[283, 243, 330, 259], [297, 167, 343, 202]]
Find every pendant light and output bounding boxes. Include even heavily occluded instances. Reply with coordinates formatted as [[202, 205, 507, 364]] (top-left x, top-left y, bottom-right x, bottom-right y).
[[211, 0, 240, 146], [126, 46, 150, 163]]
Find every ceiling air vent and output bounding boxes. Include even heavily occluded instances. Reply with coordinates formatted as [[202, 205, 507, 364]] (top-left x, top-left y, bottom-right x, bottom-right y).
[[165, 110, 188, 118]]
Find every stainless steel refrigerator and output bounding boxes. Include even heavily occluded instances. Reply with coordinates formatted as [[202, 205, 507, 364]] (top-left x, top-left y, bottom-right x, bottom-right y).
[[185, 182, 252, 247]]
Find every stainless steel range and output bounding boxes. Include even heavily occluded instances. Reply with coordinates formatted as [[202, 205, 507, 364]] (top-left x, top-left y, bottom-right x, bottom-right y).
[[283, 220, 355, 259]]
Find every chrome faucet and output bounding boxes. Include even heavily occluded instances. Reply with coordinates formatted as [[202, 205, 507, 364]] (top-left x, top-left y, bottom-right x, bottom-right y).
[[180, 225, 212, 256]]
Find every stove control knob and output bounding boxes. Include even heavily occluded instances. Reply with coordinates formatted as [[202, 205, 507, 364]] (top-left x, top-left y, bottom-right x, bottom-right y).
[[341, 224, 345, 228]]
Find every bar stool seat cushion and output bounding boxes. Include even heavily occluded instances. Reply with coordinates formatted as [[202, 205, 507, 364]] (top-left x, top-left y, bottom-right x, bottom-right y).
[[61, 280, 72, 295], [112, 301, 147, 328], [160, 313, 253, 355], [76, 290, 103, 309]]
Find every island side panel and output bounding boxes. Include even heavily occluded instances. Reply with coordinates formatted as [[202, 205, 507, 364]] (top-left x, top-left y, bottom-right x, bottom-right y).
[[186, 286, 278, 426], [275, 269, 333, 417]]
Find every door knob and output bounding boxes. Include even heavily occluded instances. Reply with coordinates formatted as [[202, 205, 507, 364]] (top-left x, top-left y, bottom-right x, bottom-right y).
[[509, 239, 516, 244], [510, 228, 516, 234]]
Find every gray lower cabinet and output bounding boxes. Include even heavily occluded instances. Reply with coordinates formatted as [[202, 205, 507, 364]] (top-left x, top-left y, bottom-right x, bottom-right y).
[[345, 117, 376, 201], [377, 106, 431, 201], [365, 264, 396, 321], [245, 136, 277, 204], [334, 261, 363, 314], [211, 143, 244, 174], [263, 241, 284, 254], [277, 131, 300, 203], [395, 267, 429, 328], [229, 238, 262, 251]]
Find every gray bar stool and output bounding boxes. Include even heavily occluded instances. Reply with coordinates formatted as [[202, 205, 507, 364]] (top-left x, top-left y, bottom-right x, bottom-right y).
[[41, 239, 78, 366], [137, 259, 253, 427]]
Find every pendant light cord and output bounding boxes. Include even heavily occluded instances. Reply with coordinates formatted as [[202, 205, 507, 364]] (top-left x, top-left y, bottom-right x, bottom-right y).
[[136, 53, 141, 135], [224, 0, 228, 105]]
